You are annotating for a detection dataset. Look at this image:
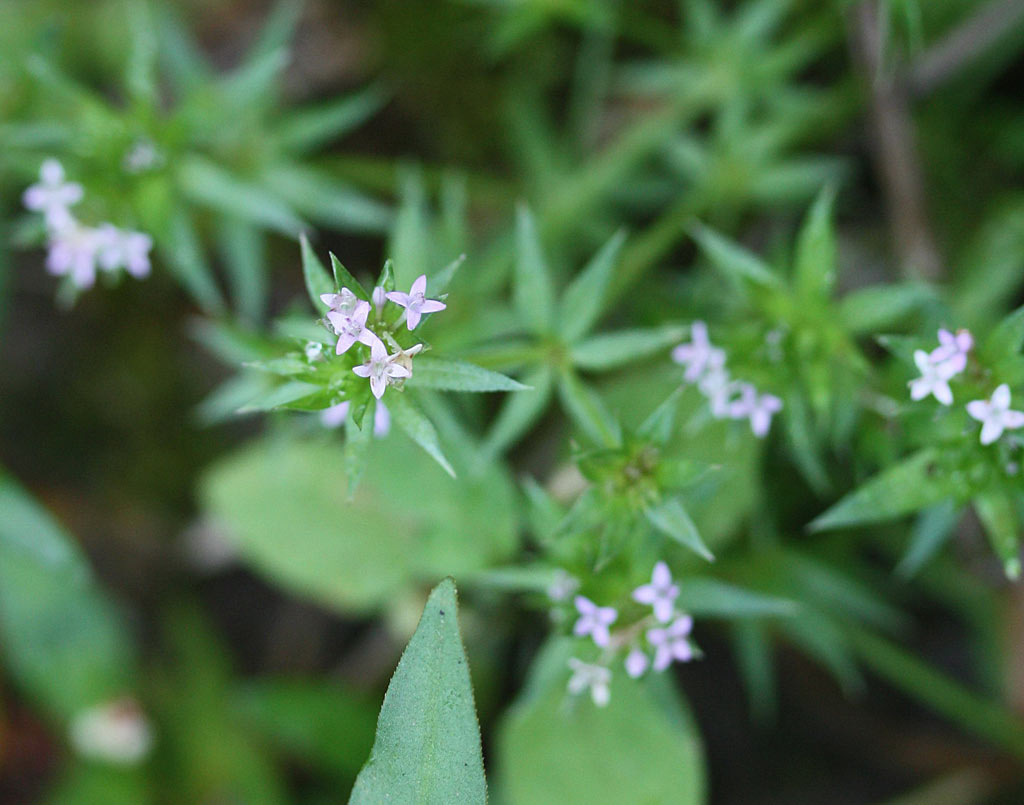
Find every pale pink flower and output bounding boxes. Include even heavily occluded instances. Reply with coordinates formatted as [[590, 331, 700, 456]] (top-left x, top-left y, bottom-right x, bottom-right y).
[[573, 595, 618, 647], [647, 615, 694, 671], [930, 328, 973, 375], [46, 221, 100, 289], [632, 561, 679, 623], [328, 299, 380, 355], [386, 274, 446, 330], [672, 321, 726, 383], [353, 339, 411, 399], [909, 349, 956, 406], [967, 384, 1024, 445], [625, 648, 650, 678], [68, 697, 153, 765], [96, 224, 153, 278], [567, 658, 611, 706], [23, 159, 83, 229]]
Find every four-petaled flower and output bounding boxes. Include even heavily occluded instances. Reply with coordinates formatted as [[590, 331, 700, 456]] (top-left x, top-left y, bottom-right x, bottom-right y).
[[353, 339, 411, 399], [672, 321, 725, 383], [573, 595, 618, 647], [931, 328, 973, 374], [647, 615, 695, 671], [23, 159, 83, 229], [567, 658, 611, 707], [632, 561, 679, 623], [624, 648, 649, 679], [46, 222, 101, 289], [909, 349, 956, 406], [967, 384, 1024, 445], [386, 274, 447, 330], [96, 225, 153, 278], [328, 297, 380, 355], [729, 383, 783, 438]]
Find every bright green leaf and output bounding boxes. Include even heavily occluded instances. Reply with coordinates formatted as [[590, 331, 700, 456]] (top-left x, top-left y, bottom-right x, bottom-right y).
[[558, 229, 626, 343], [514, 205, 556, 334], [645, 497, 714, 561], [350, 579, 486, 805]]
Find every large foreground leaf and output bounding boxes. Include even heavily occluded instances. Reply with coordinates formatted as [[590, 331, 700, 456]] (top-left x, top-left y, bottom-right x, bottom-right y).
[[200, 435, 517, 613], [350, 579, 486, 804], [496, 639, 706, 804]]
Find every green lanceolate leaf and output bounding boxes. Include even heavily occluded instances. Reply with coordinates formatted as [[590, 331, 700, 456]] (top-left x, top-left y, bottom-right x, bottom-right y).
[[300, 234, 335, 312], [388, 392, 456, 477], [329, 253, 370, 300], [645, 497, 714, 561], [896, 501, 961, 579], [570, 325, 686, 372], [691, 223, 782, 291], [481, 365, 556, 458], [673, 578, 797, 618], [350, 579, 486, 805], [496, 639, 705, 805], [557, 371, 621, 448], [275, 85, 388, 153], [810, 449, 952, 532], [637, 388, 684, 444], [838, 283, 936, 335], [409, 357, 528, 393], [558, 229, 627, 343], [793, 185, 837, 302], [514, 205, 556, 335], [974, 491, 1022, 580], [984, 304, 1024, 362], [0, 471, 87, 575]]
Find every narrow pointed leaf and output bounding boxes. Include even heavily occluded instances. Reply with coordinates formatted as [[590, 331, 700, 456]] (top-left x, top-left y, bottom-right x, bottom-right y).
[[300, 235, 335, 312], [557, 371, 621, 448], [276, 86, 388, 153], [810, 449, 951, 532], [974, 491, 1022, 580], [691, 223, 782, 290], [558, 229, 627, 342], [514, 205, 556, 334], [329, 253, 370, 300], [570, 325, 686, 372], [409, 357, 528, 393], [645, 498, 714, 561], [350, 579, 486, 804], [793, 185, 837, 302], [482, 365, 555, 458], [896, 501, 961, 579], [673, 578, 796, 618], [387, 392, 456, 477]]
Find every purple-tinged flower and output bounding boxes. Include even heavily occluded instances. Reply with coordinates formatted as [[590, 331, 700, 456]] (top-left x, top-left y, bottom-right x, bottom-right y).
[[46, 222, 100, 289], [672, 321, 726, 383], [328, 299, 380, 355], [96, 224, 153, 278], [372, 285, 387, 312], [728, 383, 782, 437], [632, 561, 679, 623], [967, 384, 1024, 445], [353, 339, 411, 399], [930, 328, 973, 375], [386, 274, 446, 330], [23, 159, 83, 229], [321, 287, 361, 316], [909, 349, 956, 406], [647, 615, 694, 672], [320, 400, 390, 435], [625, 648, 650, 679], [68, 697, 153, 765], [706, 375, 745, 419], [567, 658, 611, 707], [573, 595, 618, 647]]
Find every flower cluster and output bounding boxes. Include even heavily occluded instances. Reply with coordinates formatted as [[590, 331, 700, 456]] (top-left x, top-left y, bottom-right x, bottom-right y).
[[23, 159, 153, 290], [565, 562, 697, 707], [320, 274, 446, 400], [672, 321, 782, 438], [907, 328, 1024, 446]]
